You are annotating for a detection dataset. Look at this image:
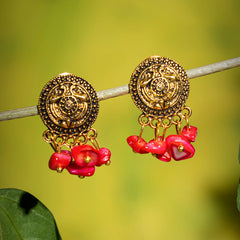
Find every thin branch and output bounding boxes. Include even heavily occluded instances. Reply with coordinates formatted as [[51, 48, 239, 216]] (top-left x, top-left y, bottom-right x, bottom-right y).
[[0, 57, 240, 121]]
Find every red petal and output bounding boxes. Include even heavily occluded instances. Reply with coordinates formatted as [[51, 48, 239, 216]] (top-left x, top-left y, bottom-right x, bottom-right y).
[[66, 162, 95, 176], [127, 135, 148, 154], [96, 148, 111, 166], [49, 150, 72, 170], [71, 145, 94, 157], [166, 135, 195, 160], [127, 135, 139, 148], [71, 145, 100, 167], [182, 125, 198, 142], [156, 150, 171, 162], [145, 139, 168, 154]]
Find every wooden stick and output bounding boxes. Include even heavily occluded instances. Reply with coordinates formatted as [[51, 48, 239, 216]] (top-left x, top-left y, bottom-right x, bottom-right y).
[[0, 57, 239, 121]]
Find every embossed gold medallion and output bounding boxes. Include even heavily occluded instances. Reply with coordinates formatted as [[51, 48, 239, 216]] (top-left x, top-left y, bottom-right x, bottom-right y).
[[38, 73, 111, 178], [129, 56, 189, 118], [38, 73, 99, 136], [127, 56, 198, 162]]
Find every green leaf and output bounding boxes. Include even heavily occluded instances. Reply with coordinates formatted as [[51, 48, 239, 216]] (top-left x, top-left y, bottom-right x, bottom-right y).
[[0, 188, 61, 240]]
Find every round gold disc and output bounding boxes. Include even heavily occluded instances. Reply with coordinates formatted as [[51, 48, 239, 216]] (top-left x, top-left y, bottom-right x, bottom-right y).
[[129, 56, 189, 117], [38, 73, 99, 136]]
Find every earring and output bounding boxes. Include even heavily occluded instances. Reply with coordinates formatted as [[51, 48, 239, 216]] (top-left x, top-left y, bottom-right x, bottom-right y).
[[127, 56, 197, 162], [38, 73, 111, 178]]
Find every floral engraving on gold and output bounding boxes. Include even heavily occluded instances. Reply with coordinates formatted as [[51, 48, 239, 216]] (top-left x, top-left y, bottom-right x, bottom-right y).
[[130, 56, 189, 117], [38, 73, 99, 136]]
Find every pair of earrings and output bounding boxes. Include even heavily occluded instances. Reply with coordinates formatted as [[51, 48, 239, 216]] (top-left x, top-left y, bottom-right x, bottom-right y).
[[38, 56, 197, 178]]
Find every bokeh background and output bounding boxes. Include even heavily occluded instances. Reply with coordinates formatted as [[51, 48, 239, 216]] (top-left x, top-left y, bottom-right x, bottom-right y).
[[0, 0, 240, 239]]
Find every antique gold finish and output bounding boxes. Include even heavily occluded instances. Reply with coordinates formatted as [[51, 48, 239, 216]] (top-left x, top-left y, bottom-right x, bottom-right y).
[[128, 56, 197, 161], [38, 73, 99, 136], [42, 127, 98, 152], [39, 73, 99, 151], [178, 145, 184, 152], [136, 105, 192, 135], [84, 156, 91, 163], [130, 56, 189, 118], [105, 160, 111, 166], [57, 167, 63, 173]]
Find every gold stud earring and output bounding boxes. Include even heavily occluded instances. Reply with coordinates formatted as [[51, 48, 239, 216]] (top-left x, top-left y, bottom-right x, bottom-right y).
[[38, 73, 111, 178], [127, 56, 197, 162]]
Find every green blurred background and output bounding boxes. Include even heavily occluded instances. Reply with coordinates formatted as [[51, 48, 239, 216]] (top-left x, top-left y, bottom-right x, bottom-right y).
[[0, 0, 240, 239]]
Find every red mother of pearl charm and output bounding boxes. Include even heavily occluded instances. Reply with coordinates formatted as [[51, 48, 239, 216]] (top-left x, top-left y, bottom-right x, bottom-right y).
[[127, 135, 148, 154], [96, 148, 112, 166], [144, 138, 168, 155], [71, 145, 100, 167], [49, 150, 72, 172], [66, 162, 95, 177], [155, 150, 171, 162], [182, 125, 198, 142], [166, 135, 195, 161]]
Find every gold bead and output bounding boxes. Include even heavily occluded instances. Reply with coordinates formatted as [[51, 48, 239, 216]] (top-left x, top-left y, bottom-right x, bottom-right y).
[[78, 175, 85, 179], [105, 160, 111, 166], [178, 145, 184, 152], [56, 167, 63, 173], [84, 156, 91, 163]]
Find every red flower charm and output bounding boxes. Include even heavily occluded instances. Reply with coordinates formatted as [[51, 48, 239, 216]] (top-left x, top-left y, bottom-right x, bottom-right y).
[[182, 125, 198, 142], [166, 135, 195, 161], [66, 161, 95, 177], [144, 138, 168, 155], [155, 150, 171, 162], [96, 148, 111, 166], [127, 125, 197, 162], [71, 145, 100, 167], [49, 150, 72, 172], [127, 135, 148, 154], [69, 145, 111, 177]]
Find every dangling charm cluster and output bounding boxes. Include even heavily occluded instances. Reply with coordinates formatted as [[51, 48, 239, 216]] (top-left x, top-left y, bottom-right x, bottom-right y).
[[38, 73, 111, 178], [127, 56, 198, 161]]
